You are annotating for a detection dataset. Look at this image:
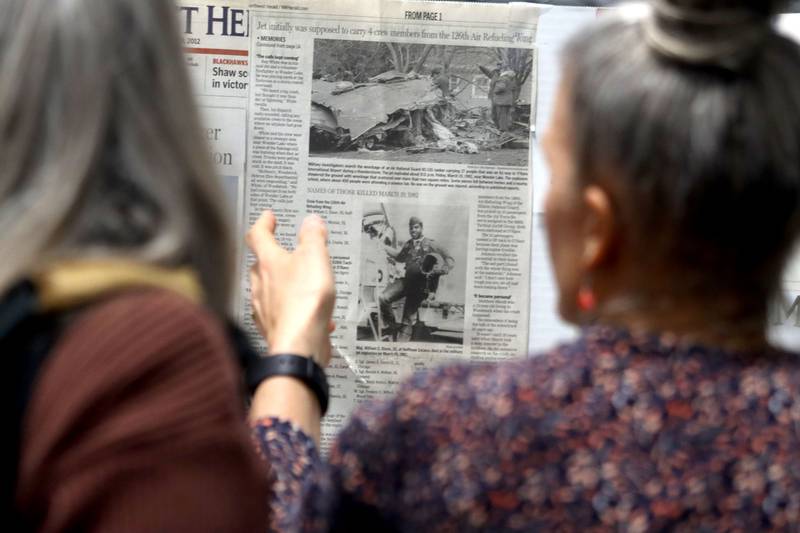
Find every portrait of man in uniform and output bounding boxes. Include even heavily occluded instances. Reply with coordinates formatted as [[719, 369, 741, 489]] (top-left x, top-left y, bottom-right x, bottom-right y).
[[358, 203, 468, 344], [379, 216, 455, 339]]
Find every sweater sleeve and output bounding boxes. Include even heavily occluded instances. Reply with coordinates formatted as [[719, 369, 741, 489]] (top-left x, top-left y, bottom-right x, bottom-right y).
[[251, 366, 470, 532], [17, 290, 269, 533], [252, 405, 403, 533]]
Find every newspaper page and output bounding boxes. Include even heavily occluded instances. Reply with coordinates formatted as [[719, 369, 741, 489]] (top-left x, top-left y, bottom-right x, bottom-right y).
[[179, 0, 252, 316], [529, 4, 596, 215], [527, 4, 595, 353], [772, 17, 800, 349], [244, 0, 539, 444], [773, 252, 800, 348]]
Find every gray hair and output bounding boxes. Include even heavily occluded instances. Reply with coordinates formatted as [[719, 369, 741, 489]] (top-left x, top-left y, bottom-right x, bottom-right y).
[[562, 0, 800, 320], [0, 0, 234, 314]]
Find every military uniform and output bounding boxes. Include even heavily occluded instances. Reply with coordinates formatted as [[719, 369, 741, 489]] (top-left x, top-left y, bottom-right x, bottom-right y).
[[379, 236, 454, 335], [433, 72, 450, 97], [491, 71, 518, 131]]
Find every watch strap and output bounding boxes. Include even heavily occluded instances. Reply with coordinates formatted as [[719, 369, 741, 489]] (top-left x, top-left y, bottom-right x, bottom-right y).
[[246, 354, 329, 416]]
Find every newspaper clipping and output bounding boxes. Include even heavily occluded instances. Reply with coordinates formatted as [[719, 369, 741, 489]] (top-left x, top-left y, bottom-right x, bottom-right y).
[[239, 0, 538, 443], [179, 0, 252, 311]]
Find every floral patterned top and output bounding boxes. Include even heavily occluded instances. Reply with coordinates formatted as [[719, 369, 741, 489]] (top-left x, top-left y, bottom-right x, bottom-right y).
[[253, 325, 800, 532]]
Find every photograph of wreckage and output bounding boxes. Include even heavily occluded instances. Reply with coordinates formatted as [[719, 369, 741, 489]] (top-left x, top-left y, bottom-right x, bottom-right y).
[[310, 40, 534, 166]]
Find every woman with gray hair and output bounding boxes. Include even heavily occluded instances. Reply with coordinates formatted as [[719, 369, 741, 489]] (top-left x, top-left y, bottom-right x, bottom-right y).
[[247, 0, 800, 530], [3, 0, 268, 530]]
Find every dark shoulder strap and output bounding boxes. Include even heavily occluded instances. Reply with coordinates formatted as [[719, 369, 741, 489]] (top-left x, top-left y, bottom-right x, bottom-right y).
[[225, 321, 263, 402], [3, 281, 64, 531]]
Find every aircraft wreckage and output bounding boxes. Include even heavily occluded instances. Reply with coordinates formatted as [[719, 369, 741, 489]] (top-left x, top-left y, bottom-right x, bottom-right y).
[[310, 73, 529, 154]]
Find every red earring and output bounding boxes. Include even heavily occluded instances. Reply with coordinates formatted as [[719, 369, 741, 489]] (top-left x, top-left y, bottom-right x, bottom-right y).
[[577, 285, 596, 312]]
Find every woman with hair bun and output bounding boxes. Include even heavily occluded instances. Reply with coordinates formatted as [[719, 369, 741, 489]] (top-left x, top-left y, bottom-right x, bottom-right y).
[[247, 0, 800, 530]]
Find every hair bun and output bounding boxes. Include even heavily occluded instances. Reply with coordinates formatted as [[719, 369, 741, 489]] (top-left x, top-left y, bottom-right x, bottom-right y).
[[643, 0, 784, 70]]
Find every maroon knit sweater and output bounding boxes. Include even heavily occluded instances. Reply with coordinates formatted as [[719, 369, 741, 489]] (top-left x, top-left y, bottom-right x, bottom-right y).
[[16, 290, 269, 532]]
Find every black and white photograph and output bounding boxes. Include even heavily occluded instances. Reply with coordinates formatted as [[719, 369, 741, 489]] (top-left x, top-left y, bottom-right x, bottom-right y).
[[310, 40, 535, 166], [357, 202, 469, 344]]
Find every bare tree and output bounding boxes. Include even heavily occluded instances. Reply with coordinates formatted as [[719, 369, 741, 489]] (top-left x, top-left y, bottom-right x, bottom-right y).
[[313, 40, 390, 81], [384, 43, 434, 73], [493, 48, 534, 100]]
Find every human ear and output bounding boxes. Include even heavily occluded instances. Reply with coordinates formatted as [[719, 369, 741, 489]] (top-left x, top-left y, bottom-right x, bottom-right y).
[[581, 185, 615, 270]]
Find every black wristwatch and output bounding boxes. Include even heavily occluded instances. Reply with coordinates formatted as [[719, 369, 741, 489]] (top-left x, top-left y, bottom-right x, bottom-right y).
[[246, 354, 329, 416]]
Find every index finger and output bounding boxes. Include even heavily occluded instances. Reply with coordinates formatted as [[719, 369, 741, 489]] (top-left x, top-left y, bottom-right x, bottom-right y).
[[246, 210, 284, 259], [297, 214, 329, 250]]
